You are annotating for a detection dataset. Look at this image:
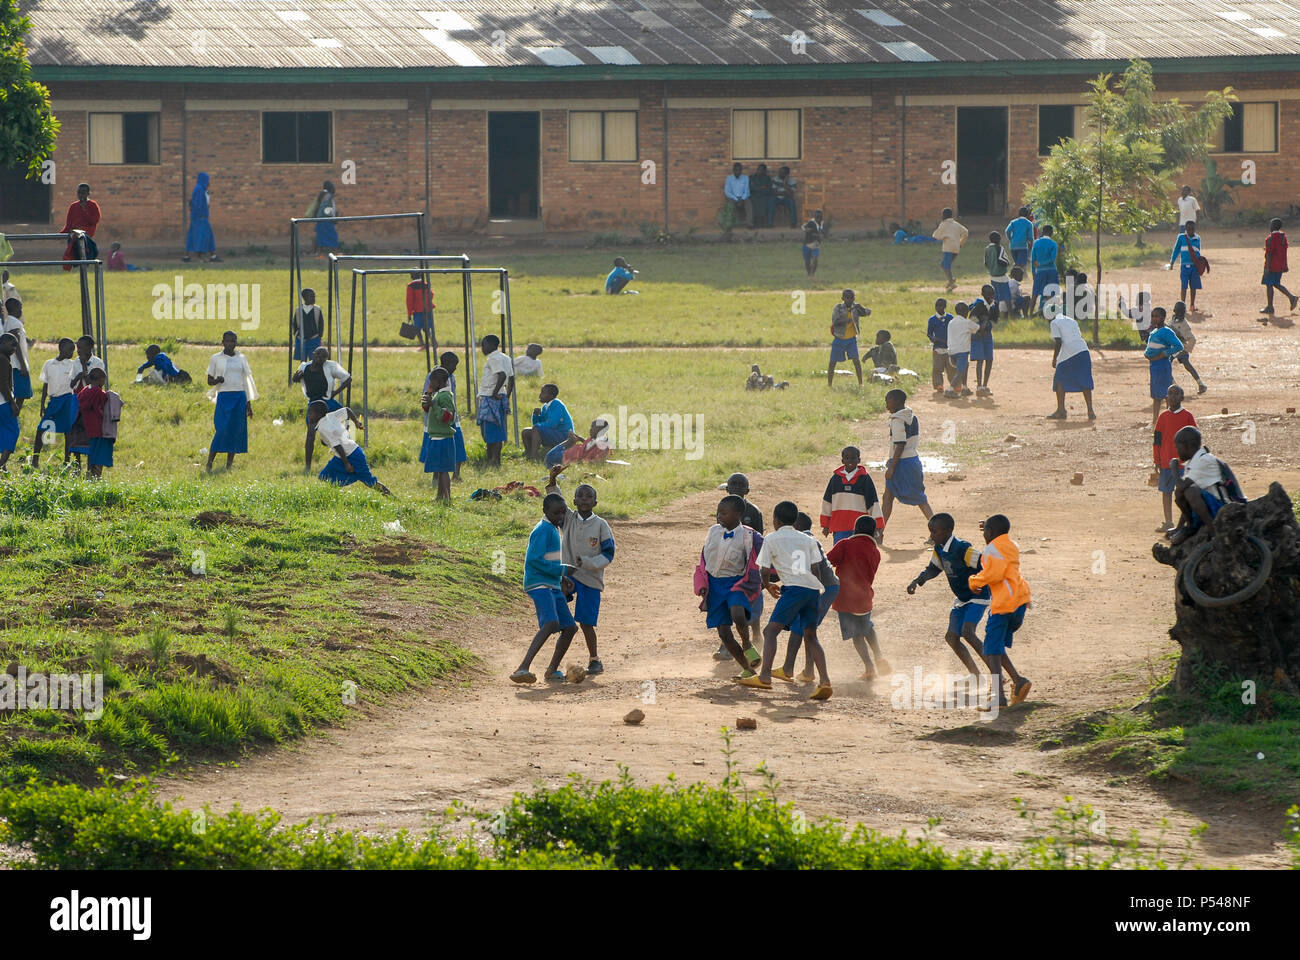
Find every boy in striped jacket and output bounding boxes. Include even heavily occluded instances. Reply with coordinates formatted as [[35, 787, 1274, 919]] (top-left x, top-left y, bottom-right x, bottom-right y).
[[819, 446, 882, 545]]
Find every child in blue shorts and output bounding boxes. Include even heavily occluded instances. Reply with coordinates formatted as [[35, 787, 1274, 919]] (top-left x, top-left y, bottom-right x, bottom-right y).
[[742, 500, 833, 700], [968, 515, 1033, 711], [33, 338, 79, 469], [694, 495, 764, 677], [772, 513, 838, 683], [1144, 307, 1183, 427], [511, 494, 580, 685], [1170, 426, 1238, 544], [547, 465, 616, 677], [906, 513, 1028, 706]]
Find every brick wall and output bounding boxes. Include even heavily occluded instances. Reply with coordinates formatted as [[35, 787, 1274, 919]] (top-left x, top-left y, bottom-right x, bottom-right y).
[[21, 72, 1299, 243]]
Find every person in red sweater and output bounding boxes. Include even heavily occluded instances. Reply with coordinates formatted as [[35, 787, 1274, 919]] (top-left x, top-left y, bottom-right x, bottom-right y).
[[826, 515, 891, 679], [1261, 217, 1298, 318], [405, 272, 435, 353], [74, 368, 110, 479], [1153, 384, 1196, 534], [61, 183, 102, 270], [819, 446, 883, 543]]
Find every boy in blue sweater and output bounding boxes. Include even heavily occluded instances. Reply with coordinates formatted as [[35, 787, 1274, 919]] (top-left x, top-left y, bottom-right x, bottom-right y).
[[511, 494, 579, 684], [137, 344, 191, 384], [1167, 221, 1203, 313], [522, 382, 574, 461]]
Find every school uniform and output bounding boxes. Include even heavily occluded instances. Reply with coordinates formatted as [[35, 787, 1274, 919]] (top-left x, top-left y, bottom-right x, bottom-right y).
[[969, 297, 997, 363], [886, 407, 928, 506], [1154, 406, 1196, 492], [297, 358, 349, 423], [698, 523, 760, 628], [448, 373, 468, 465], [605, 266, 635, 294], [927, 312, 954, 388], [917, 535, 991, 636], [1170, 233, 1203, 291], [70, 355, 107, 391], [96, 389, 123, 467], [968, 534, 1030, 657], [138, 351, 187, 384], [0, 363, 17, 453], [513, 355, 543, 378], [945, 315, 980, 379], [826, 532, 881, 640], [316, 407, 378, 487], [1031, 235, 1059, 296], [1005, 216, 1034, 266], [293, 303, 324, 361], [422, 386, 457, 473], [757, 526, 824, 629], [2, 315, 32, 399], [39, 357, 79, 434], [524, 519, 575, 631], [206, 351, 257, 454], [405, 281, 434, 331], [476, 350, 513, 444], [932, 218, 968, 271], [1049, 315, 1093, 392], [1144, 326, 1183, 400], [531, 397, 574, 450], [819, 465, 882, 543], [1262, 230, 1289, 287], [560, 507, 615, 627], [785, 535, 838, 636], [73, 384, 111, 465], [1008, 276, 1029, 314], [1181, 447, 1230, 522]]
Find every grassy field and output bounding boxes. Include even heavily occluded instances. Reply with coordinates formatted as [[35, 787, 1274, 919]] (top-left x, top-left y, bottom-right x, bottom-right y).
[[9, 236, 1158, 350]]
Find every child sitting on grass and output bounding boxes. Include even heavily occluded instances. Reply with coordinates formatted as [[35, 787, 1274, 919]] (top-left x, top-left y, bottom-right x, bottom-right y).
[[863, 329, 899, 372], [694, 495, 764, 678], [1008, 267, 1030, 318], [137, 344, 191, 384], [605, 257, 638, 295], [512, 494, 580, 685]]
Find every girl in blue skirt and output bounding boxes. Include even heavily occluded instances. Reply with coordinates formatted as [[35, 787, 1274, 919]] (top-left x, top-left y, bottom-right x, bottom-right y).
[[421, 366, 457, 501], [205, 330, 257, 472]]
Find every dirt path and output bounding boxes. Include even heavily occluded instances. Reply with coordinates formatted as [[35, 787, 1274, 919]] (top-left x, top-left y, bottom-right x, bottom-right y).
[[159, 238, 1300, 866]]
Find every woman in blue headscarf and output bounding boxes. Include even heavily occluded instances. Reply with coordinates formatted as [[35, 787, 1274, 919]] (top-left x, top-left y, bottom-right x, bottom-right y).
[[310, 180, 339, 255], [184, 172, 220, 262]]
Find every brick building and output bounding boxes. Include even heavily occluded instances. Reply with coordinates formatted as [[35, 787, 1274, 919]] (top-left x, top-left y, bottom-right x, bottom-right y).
[[6, 1, 1299, 244]]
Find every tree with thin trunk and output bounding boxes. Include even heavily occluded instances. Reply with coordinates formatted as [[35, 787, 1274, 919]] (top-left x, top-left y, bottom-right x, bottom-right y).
[[0, 0, 59, 177]]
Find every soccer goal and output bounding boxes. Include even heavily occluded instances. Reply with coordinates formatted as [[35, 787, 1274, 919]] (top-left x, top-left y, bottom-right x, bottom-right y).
[[3, 230, 108, 372]]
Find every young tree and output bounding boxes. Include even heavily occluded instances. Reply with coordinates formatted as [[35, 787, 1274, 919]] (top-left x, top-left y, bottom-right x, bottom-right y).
[[0, 0, 59, 178], [1026, 60, 1233, 342]]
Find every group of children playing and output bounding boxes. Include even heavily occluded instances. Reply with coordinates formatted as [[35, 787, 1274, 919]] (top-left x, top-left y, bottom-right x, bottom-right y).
[[925, 293, 999, 399]]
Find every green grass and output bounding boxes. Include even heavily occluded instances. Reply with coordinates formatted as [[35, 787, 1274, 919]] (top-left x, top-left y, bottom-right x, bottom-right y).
[[12, 236, 1157, 349]]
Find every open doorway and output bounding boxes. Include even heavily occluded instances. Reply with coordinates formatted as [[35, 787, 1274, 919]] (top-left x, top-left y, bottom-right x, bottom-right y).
[[0, 166, 51, 223], [488, 112, 539, 219], [956, 107, 1007, 217]]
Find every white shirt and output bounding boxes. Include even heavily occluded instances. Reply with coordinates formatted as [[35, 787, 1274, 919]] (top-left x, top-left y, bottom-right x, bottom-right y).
[[315, 406, 358, 457], [1050, 315, 1090, 364], [1008, 277, 1022, 299], [889, 407, 921, 459], [2, 316, 29, 370], [478, 350, 513, 397], [2, 281, 19, 303], [702, 523, 750, 578], [946, 315, 980, 355], [207, 352, 257, 397], [1182, 446, 1223, 492], [1177, 195, 1201, 226], [296, 359, 349, 399], [40, 357, 76, 397], [70, 355, 107, 390], [756, 526, 824, 592], [513, 355, 543, 377]]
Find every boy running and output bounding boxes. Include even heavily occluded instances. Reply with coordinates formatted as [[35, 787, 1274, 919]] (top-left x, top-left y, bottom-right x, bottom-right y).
[[1167, 300, 1206, 394], [772, 512, 839, 683], [1261, 218, 1298, 317], [968, 514, 1033, 711], [827, 515, 890, 679], [1144, 307, 1183, 427], [882, 389, 933, 538], [1153, 384, 1195, 534], [694, 495, 764, 677], [547, 465, 616, 676], [512, 494, 580, 684], [711, 473, 766, 660], [932, 208, 968, 292], [819, 446, 882, 544]]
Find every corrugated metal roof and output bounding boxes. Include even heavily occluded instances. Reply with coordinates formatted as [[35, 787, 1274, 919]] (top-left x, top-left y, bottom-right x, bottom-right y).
[[21, 0, 1300, 72]]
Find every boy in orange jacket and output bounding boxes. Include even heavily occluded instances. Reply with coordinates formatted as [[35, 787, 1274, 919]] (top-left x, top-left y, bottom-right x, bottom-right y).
[[968, 514, 1032, 711]]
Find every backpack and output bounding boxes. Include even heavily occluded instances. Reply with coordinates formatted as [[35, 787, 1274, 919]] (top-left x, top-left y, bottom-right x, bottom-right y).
[[1215, 457, 1248, 504]]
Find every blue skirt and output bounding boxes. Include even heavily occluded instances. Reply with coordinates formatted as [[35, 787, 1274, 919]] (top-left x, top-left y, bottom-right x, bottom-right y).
[[886, 456, 928, 506], [315, 220, 339, 248], [0, 401, 17, 452], [319, 447, 376, 486], [422, 434, 456, 473], [970, 335, 994, 362], [89, 436, 114, 467], [479, 417, 507, 445], [1149, 357, 1173, 400], [453, 424, 467, 464], [211, 391, 248, 454], [186, 217, 215, 254], [304, 396, 342, 425], [1053, 350, 1094, 393], [705, 573, 753, 629], [44, 392, 79, 434], [12, 371, 32, 400]]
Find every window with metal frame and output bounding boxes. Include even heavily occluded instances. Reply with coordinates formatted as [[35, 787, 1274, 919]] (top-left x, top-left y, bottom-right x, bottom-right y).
[[732, 109, 801, 160], [568, 111, 638, 162], [262, 112, 333, 163]]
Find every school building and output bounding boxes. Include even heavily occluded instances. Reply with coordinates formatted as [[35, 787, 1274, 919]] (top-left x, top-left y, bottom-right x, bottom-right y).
[[7, 1, 1300, 244]]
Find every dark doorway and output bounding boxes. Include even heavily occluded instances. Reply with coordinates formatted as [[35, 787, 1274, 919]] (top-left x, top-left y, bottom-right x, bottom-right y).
[[0, 165, 51, 223], [956, 107, 1007, 217], [488, 112, 539, 218]]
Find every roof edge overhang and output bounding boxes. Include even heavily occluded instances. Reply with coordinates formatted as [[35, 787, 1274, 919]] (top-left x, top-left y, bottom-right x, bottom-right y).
[[31, 55, 1300, 85]]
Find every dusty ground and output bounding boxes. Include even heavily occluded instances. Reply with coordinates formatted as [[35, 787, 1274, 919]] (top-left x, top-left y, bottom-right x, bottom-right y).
[[159, 236, 1300, 866]]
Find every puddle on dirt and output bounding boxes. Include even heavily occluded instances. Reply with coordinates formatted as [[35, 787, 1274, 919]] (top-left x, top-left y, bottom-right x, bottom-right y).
[[866, 456, 958, 474]]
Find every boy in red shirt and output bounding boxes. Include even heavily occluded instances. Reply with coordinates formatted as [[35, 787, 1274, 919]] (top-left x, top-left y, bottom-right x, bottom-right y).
[[1261, 218, 1298, 318], [826, 515, 891, 678], [74, 368, 111, 479], [405, 272, 435, 351], [1152, 384, 1195, 534], [819, 446, 883, 544]]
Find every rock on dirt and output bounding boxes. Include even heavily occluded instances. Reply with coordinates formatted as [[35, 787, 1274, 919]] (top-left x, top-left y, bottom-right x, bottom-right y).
[[566, 665, 587, 684], [1070, 472, 1084, 485], [623, 709, 645, 724], [736, 717, 758, 730]]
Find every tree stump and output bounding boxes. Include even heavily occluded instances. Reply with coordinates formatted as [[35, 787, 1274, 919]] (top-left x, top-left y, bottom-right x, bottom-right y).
[[1152, 482, 1300, 695]]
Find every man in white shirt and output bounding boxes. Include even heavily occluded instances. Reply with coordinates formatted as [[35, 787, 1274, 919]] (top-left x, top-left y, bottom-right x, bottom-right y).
[[1047, 313, 1095, 420], [740, 500, 833, 699], [944, 303, 980, 397], [1170, 426, 1232, 543], [71, 335, 108, 390], [33, 337, 79, 468], [476, 334, 514, 468], [513, 343, 543, 378], [932, 208, 969, 292], [292, 346, 352, 471], [309, 401, 390, 495], [1176, 186, 1200, 229], [724, 162, 752, 228]]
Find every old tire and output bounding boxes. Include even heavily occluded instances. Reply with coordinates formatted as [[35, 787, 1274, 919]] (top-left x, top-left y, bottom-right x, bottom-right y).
[[1180, 535, 1273, 608]]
